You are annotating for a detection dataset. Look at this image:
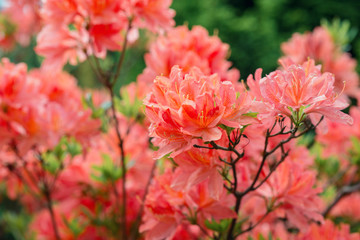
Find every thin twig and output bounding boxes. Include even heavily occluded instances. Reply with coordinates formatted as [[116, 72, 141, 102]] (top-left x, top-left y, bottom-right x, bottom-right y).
[[108, 89, 128, 238], [130, 161, 157, 240], [323, 181, 360, 217], [112, 20, 133, 86], [43, 178, 61, 240], [226, 116, 324, 239], [236, 210, 271, 237], [86, 55, 106, 85]]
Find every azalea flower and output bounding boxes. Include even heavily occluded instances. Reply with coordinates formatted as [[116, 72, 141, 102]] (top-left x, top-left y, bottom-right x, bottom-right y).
[[247, 59, 353, 126], [138, 25, 239, 87], [281, 26, 360, 98], [297, 219, 360, 240], [256, 161, 323, 230], [36, 0, 175, 71], [145, 65, 254, 158], [0, 0, 41, 50]]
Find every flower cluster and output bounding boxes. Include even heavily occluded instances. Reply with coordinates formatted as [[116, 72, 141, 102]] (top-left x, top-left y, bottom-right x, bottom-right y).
[[0, 58, 100, 153], [138, 25, 239, 86], [0, 0, 41, 49], [281, 26, 360, 98], [247, 59, 353, 126], [144, 65, 254, 158], [36, 0, 175, 71], [140, 170, 235, 240]]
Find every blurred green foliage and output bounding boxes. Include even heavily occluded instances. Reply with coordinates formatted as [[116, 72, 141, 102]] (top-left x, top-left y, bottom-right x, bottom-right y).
[[173, 0, 360, 79]]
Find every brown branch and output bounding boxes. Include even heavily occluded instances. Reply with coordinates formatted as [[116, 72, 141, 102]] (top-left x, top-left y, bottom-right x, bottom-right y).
[[104, 20, 133, 238], [225, 116, 324, 239], [112, 20, 133, 86], [323, 181, 360, 217], [108, 89, 128, 239], [34, 152, 62, 240], [85, 18, 133, 239], [43, 181, 61, 240], [236, 210, 272, 237], [86, 55, 107, 86], [129, 161, 157, 240]]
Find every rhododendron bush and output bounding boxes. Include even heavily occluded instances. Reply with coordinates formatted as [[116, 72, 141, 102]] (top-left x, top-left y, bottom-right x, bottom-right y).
[[0, 1, 360, 240]]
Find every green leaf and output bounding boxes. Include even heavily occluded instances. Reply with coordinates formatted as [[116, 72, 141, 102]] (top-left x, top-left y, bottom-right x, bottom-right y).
[[83, 93, 96, 110], [62, 216, 83, 237], [0, 15, 17, 36], [350, 136, 360, 165], [115, 87, 145, 121], [65, 138, 82, 157], [322, 185, 336, 202], [233, 217, 249, 236], [288, 106, 307, 126], [68, 23, 77, 31], [268, 232, 274, 240], [204, 219, 230, 233], [296, 131, 315, 146], [219, 124, 235, 135], [324, 157, 340, 175], [91, 153, 122, 183], [258, 234, 266, 240], [92, 108, 105, 118], [310, 142, 323, 158], [40, 137, 83, 174], [1, 211, 34, 240], [321, 18, 357, 51], [204, 219, 223, 232], [242, 112, 258, 118], [42, 152, 62, 174]]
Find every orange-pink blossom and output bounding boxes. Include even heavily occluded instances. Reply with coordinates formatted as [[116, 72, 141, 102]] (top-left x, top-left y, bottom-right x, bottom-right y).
[[247, 59, 353, 126], [145, 65, 254, 158], [138, 25, 239, 87], [281, 26, 360, 98], [36, 0, 175, 71]]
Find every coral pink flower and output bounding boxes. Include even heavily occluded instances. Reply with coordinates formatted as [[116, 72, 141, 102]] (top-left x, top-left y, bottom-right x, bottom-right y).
[[297, 219, 360, 240], [256, 161, 323, 230], [0, 59, 44, 148], [37, 0, 175, 71], [121, 0, 175, 33], [316, 120, 352, 159], [36, 25, 88, 71], [51, 163, 91, 201], [79, 0, 122, 24], [281, 26, 360, 98], [316, 106, 360, 160], [243, 222, 292, 240], [0, 0, 41, 49], [41, 0, 80, 24], [140, 170, 186, 240], [0, 59, 43, 108], [171, 224, 202, 240], [0, 59, 101, 153], [247, 59, 353, 126], [281, 27, 333, 66], [30, 199, 111, 240], [171, 142, 224, 200], [88, 23, 125, 57], [138, 25, 240, 88], [145, 66, 254, 158], [185, 180, 236, 226], [330, 193, 360, 221]]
